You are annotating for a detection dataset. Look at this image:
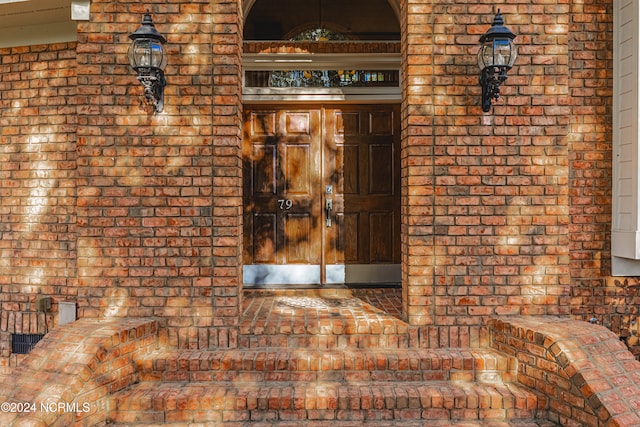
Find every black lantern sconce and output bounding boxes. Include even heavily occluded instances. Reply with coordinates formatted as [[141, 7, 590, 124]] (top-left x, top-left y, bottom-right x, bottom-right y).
[[478, 10, 517, 112], [128, 12, 167, 113]]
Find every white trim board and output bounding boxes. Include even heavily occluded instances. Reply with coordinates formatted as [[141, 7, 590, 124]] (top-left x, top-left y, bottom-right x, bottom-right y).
[[612, 0, 640, 274]]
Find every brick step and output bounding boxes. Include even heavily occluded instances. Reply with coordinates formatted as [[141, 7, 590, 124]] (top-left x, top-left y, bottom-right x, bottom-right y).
[[106, 422, 558, 427], [135, 348, 516, 384], [239, 330, 414, 349], [238, 321, 412, 349], [107, 380, 550, 425]]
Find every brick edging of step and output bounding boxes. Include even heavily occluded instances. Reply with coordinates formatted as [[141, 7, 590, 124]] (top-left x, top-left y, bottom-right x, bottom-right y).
[[108, 380, 549, 424], [135, 347, 516, 384]]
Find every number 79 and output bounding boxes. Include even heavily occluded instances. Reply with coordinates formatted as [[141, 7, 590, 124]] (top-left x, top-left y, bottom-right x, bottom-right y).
[[278, 199, 293, 210]]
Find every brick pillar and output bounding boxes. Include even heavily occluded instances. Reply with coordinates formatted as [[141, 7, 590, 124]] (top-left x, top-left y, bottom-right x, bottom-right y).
[[401, 0, 436, 330], [210, 0, 243, 348], [76, 0, 242, 349], [402, 1, 570, 348]]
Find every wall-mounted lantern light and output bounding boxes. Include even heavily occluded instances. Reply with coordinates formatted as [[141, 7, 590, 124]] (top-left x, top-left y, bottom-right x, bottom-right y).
[[477, 10, 517, 112], [128, 12, 167, 113]]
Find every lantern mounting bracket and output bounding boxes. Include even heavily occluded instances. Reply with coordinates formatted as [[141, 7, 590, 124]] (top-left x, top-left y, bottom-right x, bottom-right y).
[[480, 66, 509, 113], [135, 68, 166, 113]]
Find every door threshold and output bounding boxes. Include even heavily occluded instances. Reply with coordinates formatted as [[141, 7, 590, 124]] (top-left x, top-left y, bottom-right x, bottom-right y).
[[243, 264, 401, 286], [243, 283, 347, 290], [345, 282, 401, 289]]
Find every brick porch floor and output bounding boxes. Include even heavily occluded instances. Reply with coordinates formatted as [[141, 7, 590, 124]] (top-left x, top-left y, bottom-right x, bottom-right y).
[[242, 288, 404, 319], [239, 288, 409, 348]]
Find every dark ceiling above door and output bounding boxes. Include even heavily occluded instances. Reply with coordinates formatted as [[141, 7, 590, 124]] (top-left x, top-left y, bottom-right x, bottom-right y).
[[244, 0, 400, 41]]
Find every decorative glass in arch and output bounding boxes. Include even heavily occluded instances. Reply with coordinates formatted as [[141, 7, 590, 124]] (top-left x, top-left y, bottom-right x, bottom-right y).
[[246, 69, 398, 88]]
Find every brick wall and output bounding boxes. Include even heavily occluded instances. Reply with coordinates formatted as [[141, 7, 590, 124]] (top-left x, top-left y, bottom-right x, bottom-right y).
[[402, 1, 571, 348], [0, 43, 78, 365], [75, 0, 242, 349], [4, 0, 640, 359], [568, 0, 612, 288], [401, 0, 436, 340], [211, 0, 244, 347]]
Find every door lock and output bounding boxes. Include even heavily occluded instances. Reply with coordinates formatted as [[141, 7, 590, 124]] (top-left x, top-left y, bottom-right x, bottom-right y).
[[325, 198, 333, 227]]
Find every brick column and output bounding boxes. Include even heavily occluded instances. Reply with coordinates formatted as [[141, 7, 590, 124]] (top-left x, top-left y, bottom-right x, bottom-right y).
[[401, 0, 437, 331], [76, 0, 242, 349], [210, 0, 243, 348], [402, 1, 570, 348]]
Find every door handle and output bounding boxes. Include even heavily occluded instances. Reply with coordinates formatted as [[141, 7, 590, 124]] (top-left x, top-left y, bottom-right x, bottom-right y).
[[325, 198, 333, 227]]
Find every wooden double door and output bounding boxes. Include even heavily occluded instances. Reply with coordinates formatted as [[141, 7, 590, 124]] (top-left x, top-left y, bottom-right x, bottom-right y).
[[242, 104, 400, 286]]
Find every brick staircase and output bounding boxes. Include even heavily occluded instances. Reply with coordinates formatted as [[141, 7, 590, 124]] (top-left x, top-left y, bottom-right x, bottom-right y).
[[106, 290, 556, 426]]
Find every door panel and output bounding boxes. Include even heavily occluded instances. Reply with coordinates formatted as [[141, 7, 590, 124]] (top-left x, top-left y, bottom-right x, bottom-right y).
[[252, 213, 277, 263], [284, 144, 311, 194], [369, 144, 394, 194], [284, 213, 313, 262], [338, 144, 360, 194], [370, 212, 395, 263], [243, 104, 400, 286], [338, 213, 360, 263], [252, 145, 277, 194]]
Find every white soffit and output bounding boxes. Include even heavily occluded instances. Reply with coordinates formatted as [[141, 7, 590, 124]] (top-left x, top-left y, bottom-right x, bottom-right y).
[[0, 0, 86, 48]]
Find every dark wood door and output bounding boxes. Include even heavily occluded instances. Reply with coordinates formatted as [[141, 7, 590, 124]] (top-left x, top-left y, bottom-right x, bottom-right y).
[[323, 105, 401, 283], [243, 108, 322, 284], [243, 104, 400, 285]]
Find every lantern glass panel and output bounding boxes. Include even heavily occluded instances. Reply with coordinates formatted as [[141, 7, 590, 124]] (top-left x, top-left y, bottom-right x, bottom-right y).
[[492, 39, 511, 66], [477, 38, 516, 70], [478, 42, 491, 70], [506, 40, 517, 67], [150, 40, 166, 69], [128, 39, 166, 70]]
